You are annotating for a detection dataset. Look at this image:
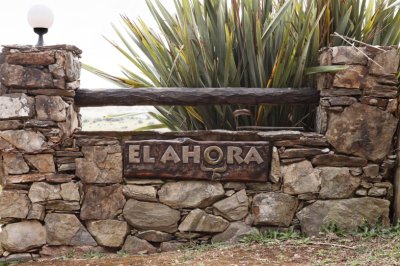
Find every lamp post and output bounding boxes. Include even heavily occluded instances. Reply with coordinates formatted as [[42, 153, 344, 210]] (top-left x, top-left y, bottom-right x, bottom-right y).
[[27, 5, 54, 47]]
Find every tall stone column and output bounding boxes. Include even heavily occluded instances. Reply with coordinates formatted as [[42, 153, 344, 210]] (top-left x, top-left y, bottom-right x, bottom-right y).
[[0, 45, 89, 256]]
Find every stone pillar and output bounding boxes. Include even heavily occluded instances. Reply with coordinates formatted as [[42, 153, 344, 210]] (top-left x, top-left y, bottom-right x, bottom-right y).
[[316, 45, 400, 215], [0, 45, 84, 256]]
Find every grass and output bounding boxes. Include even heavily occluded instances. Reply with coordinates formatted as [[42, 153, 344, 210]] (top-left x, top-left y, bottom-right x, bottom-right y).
[[241, 227, 308, 244], [83, 251, 105, 259]]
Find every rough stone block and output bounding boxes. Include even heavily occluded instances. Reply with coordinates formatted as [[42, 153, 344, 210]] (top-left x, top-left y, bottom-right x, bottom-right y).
[[25, 154, 55, 173], [0, 190, 30, 219], [0, 64, 24, 87], [332, 65, 367, 89], [80, 184, 125, 220], [136, 230, 173, 243], [123, 199, 180, 233], [212, 222, 258, 244], [86, 220, 129, 247], [121, 235, 156, 254], [27, 203, 45, 221], [318, 167, 360, 199], [35, 95, 68, 122], [65, 52, 80, 81], [178, 209, 229, 233], [331, 46, 367, 65], [76, 145, 122, 184], [252, 192, 298, 227], [0, 94, 34, 119], [158, 181, 224, 209], [122, 185, 157, 202], [369, 49, 399, 76], [0, 130, 47, 153], [213, 189, 249, 221], [0, 221, 46, 252], [28, 182, 62, 203], [326, 103, 397, 162], [282, 161, 320, 195], [6, 51, 55, 65], [297, 197, 390, 236], [45, 213, 97, 246], [2, 153, 29, 175]]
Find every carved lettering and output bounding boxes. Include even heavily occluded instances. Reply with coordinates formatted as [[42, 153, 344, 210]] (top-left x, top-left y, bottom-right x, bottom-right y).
[[143, 145, 155, 163], [204, 146, 223, 165], [244, 147, 264, 164], [160, 145, 181, 164], [182, 146, 200, 163], [124, 139, 270, 182], [227, 146, 244, 164], [129, 145, 140, 163]]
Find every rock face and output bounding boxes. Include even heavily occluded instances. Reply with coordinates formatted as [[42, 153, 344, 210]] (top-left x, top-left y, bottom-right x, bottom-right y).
[[29, 182, 61, 203], [213, 189, 249, 221], [252, 193, 298, 227], [282, 161, 321, 195], [80, 185, 125, 220], [0, 191, 30, 219], [326, 103, 398, 162], [123, 199, 180, 233], [0, 221, 46, 252], [86, 220, 129, 247], [331, 46, 367, 65], [45, 213, 97, 246], [333, 65, 367, 89], [136, 230, 173, 243], [6, 51, 56, 65], [75, 145, 122, 184], [121, 236, 156, 254], [369, 49, 399, 75], [318, 167, 360, 199], [297, 197, 390, 236], [122, 185, 157, 202], [269, 147, 281, 183], [27, 203, 45, 221], [312, 154, 367, 167], [2, 153, 29, 174], [35, 95, 68, 122], [178, 209, 229, 233], [212, 222, 258, 244], [0, 130, 47, 152], [0, 94, 34, 119], [158, 181, 224, 208], [24, 154, 55, 173]]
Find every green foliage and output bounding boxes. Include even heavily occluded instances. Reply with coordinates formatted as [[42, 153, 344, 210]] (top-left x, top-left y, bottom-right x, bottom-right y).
[[116, 250, 128, 257], [321, 221, 347, 236], [241, 228, 306, 244], [86, 0, 400, 130], [356, 221, 400, 239], [83, 251, 104, 259]]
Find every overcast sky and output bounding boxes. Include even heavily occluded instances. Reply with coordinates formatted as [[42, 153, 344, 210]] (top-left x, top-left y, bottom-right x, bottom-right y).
[[0, 0, 175, 89]]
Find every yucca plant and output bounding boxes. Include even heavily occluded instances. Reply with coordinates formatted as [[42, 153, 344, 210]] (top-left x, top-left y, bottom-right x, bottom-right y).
[[86, 0, 400, 131]]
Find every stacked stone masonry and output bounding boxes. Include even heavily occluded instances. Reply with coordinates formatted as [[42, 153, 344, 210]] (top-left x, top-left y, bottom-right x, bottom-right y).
[[0, 45, 398, 260]]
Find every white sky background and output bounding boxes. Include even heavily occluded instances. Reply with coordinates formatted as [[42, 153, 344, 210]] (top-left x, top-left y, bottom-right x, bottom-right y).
[[0, 0, 176, 89]]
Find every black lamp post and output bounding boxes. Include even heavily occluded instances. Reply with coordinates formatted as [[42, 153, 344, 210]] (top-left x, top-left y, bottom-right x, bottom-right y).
[[27, 5, 54, 47]]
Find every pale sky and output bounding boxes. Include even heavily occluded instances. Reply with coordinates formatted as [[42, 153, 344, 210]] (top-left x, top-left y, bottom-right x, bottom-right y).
[[0, 0, 176, 89]]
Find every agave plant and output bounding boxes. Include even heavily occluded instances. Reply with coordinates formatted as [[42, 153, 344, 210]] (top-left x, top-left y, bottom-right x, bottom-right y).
[[86, 0, 400, 131]]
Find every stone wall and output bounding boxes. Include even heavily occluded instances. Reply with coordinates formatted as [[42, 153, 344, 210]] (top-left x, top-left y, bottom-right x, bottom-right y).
[[0, 45, 399, 260]]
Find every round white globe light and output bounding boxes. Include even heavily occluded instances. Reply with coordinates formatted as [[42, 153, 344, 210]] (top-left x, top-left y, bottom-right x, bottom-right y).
[[27, 4, 54, 29]]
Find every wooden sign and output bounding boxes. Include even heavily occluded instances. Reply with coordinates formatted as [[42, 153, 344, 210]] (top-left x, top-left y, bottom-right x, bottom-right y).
[[123, 138, 271, 182]]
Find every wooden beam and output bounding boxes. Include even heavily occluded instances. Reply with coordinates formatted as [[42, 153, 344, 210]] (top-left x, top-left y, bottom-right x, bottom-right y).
[[75, 87, 319, 107]]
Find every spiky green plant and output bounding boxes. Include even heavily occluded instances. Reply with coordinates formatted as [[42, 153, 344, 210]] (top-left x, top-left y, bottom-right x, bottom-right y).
[[85, 0, 400, 131]]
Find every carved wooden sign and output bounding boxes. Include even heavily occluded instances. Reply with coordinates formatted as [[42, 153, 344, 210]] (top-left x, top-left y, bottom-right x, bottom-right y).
[[124, 138, 271, 182]]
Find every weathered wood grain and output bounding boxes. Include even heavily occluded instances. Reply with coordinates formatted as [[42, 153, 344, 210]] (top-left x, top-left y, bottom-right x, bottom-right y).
[[75, 87, 319, 107]]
